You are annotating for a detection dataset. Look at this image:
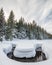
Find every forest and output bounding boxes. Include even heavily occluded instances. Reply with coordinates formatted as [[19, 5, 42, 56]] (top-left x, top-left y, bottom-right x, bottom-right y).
[[0, 8, 52, 41]]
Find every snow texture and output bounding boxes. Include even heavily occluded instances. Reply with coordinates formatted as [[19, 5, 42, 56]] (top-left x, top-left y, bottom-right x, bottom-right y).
[[0, 40, 52, 65], [2, 44, 12, 54], [14, 43, 36, 58]]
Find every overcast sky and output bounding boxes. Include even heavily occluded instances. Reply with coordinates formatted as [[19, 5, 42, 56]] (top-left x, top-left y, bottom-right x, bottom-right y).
[[0, 0, 52, 34]]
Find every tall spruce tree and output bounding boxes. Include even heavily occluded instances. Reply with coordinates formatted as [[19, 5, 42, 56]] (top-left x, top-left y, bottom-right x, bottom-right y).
[[7, 10, 14, 29], [5, 10, 15, 40], [0, 8, 6, 41]]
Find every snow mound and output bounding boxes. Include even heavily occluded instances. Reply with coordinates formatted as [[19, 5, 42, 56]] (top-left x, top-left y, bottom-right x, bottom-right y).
[[3, 44, 12, 54], [14, 43, 36, 58]]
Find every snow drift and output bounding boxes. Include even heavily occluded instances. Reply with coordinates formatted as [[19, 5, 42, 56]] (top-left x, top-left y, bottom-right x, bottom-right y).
[[0, 40, 52, 65], [14, 43, 36, 58]]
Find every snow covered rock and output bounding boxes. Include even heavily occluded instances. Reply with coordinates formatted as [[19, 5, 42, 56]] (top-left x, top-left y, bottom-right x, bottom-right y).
[[3, 44, 12, 54], [35, 44, 42, 51], [14, 43, 36, 58]]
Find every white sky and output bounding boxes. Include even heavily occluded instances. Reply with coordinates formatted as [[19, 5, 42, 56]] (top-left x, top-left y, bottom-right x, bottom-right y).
[[0, 0, 52, 34]]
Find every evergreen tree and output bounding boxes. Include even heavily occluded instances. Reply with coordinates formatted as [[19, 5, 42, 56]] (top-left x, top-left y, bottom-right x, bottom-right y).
[[26, 23, 32, 39], [7, 10, 15, 29], [5, 27, 12, 40], [32, 20, 37, 39], [36, 26, 41, 39], [18, 17, 24, 30], [0, 8, 6, 41], [5, 10, 15, 40]]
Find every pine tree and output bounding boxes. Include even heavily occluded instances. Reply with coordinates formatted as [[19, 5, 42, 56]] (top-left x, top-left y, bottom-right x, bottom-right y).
[[36, 26, 41, 39], [31, 20, 37, 39], [5, 27, 12, 40], [0, 8, 6, 41], [18, 17, 24, 31], [5, 10, 15, 40], [7, 10, 15, 29]]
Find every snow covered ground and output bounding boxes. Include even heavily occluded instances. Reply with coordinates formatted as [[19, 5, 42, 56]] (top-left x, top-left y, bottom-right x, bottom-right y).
[[0, 40, 52, 65]]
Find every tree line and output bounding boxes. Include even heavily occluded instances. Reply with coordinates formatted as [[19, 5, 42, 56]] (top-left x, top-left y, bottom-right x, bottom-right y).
[[0, 8, 52, 41]]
